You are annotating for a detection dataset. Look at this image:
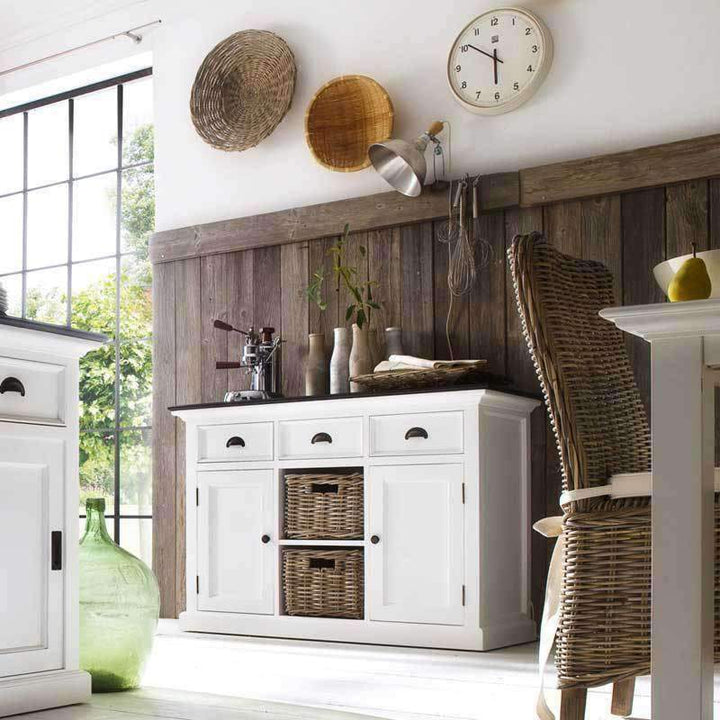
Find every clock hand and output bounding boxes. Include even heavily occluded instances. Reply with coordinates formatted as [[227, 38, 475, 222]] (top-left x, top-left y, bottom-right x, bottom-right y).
[[467, 44, 504, 64], [493, 48, 498, 85]]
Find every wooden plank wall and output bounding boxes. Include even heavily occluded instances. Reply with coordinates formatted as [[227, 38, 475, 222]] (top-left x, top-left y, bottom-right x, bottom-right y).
[[153, 178, 720, 620]]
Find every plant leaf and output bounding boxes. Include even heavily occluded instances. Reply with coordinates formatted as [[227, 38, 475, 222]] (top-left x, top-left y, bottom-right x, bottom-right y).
[[345, 305, 354, 321], [356, 308, 366, 328], [359, 245, 366, 257]]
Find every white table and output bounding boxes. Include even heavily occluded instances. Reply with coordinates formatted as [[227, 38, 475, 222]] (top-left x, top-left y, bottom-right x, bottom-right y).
[[600, 298, 720, 720]]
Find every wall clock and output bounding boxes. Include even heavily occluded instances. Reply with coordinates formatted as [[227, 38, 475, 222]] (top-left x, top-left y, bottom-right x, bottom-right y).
[[447, 7, 554, 115]]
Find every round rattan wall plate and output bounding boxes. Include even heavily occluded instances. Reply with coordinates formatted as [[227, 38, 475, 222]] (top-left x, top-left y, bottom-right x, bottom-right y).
[[305, 75, 394, 172], [190, 29, 296, 152]]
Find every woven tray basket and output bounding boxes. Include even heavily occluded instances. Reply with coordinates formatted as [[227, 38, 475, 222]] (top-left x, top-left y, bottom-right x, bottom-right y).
[[305, 75, 393, 172], [190, 29, 296, 152], [350, 363, 489, 392], [283, 549, 364, 619], [284, 472, 363, 540]]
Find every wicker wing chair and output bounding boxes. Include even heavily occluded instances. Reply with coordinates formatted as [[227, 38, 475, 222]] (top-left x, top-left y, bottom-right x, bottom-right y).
[[508, 232, 720, 720]]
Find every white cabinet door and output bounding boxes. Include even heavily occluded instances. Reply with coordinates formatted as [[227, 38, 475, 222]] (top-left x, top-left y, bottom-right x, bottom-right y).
[[369, 464, 465, 625], [0, 434, 64, 677], [197, 470, 275, 614]]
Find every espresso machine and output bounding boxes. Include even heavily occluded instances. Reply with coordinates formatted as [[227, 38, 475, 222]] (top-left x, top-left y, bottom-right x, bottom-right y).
[[214, 320, 282, 401]]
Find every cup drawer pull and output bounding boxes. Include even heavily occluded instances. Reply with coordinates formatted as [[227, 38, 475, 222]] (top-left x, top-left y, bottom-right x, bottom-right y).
[[311, 432, 332, 445], [0, 376, 25, 396], [226, 436, 246, 448], [405, 426, 428, 440]]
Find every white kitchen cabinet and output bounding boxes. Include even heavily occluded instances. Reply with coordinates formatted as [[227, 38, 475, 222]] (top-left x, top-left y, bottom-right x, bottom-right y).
[[174, 387, 540, 651], [0, 319, 104, 718], [368, 463, 464, 626], [197, 470, 275, 614]]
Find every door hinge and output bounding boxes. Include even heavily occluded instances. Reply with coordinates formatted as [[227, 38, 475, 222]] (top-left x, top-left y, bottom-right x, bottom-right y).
[[196, 575, 200, 594], [196, 487, 199, 506], [462, 584, 466, 606], [462, 482, 466, 504]]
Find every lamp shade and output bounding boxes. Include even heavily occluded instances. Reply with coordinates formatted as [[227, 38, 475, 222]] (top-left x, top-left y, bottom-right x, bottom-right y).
[[368, 121, 444, 197]]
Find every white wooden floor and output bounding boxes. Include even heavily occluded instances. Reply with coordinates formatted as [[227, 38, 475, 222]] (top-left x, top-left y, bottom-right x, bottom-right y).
[[14, 620, 720, 720]]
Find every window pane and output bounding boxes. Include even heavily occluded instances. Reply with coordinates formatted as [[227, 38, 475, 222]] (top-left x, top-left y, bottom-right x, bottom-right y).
[[121, 165, 153, 255], [27, 102, 68, 188], [0, 114, 24, 195], [73, 172, 117, 262], [119, 429, 151, 514], [120, 339, 152, 426], [0, 274, 22, 317], [25, 266, 67, 324], [120, 254, 151, 340], [71, 257, 116, 335], [120, 518, 152, 566], [79, 343, 116, 430], [0, 195, 23, 274], [79, 431, 115, 514], [123, 79, 153, 166], [73, 86, 118, 177], [27, 184, 68, 269]]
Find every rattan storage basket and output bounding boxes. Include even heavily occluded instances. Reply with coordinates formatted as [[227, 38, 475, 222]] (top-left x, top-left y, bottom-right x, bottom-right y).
[[190, 29, 296, 152], [284, 472, 364, 540], [283, 549, 364, 619], [305, 75, 393, 172]]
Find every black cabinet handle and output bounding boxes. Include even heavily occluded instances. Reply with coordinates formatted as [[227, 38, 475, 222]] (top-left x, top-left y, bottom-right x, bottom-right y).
[[405, 426, 428, 440], [0, 377, 25, 396], [226, 436, 246, 448], [51, 531, 62, 570], [311, 432, 332, 445], [370, 535, 380, 545], [261, 534, 271, 544]]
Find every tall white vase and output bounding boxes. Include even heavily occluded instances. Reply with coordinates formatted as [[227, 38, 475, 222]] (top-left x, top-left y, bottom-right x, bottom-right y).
[[330, 327, 350, 395], [349, 323, 372, 393], [385, 326, 404, 358], [305, 333, 327, 396]]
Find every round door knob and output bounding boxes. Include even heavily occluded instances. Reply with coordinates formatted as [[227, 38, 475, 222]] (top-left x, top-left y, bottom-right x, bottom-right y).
[[370, 535, 380, 545], [261, 534, 271, 544]]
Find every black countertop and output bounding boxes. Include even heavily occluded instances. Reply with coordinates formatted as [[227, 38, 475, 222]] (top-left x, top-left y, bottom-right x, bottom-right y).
[[169, 381, 541, 412], [0, 314, 107, 343]]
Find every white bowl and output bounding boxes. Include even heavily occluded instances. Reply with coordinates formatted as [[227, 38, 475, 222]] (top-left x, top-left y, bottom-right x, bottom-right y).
[[653, 249, 720, 299]]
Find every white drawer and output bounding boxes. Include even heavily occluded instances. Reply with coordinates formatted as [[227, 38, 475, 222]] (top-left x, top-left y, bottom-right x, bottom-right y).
[[0, 356, 65, 425], [278, 417, 363, 460], [369, 411, 464, 456], [198, 422, 274, 463]]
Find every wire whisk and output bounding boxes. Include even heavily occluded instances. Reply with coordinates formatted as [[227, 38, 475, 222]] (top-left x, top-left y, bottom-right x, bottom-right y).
[[447, 179, 476, 297]]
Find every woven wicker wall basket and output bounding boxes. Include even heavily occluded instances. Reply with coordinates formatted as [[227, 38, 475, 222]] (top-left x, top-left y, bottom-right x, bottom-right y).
[[305, 75, 394, 172], [190, 29, 296, 152]]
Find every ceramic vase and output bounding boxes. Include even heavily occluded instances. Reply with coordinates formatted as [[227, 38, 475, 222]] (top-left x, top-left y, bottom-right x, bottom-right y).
[[385, 326, 404, 358], [349, 323, 372, 393], [79, 498, 160, 692], [330, 327, 350, 394], [305, 333, 327, 396]]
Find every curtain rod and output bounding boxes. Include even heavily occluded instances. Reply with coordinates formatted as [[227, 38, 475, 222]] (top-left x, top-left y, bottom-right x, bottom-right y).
[[0, 19, 162, 79]]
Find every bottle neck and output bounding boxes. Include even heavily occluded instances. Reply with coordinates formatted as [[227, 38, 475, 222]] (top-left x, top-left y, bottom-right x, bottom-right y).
[[82, 505, 113, 542]]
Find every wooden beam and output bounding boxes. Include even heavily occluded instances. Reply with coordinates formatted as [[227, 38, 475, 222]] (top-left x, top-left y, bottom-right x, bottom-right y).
[[150, 173, 520, 264], [521, 133, 720, 206]]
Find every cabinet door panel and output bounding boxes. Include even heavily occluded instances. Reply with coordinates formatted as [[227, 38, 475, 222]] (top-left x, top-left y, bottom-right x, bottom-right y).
[[197, 470, 275, 614], [369, 464, 464, 625], [0, 435, 64, 677]]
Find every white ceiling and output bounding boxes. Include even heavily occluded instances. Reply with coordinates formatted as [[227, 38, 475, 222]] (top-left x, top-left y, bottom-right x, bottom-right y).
[[0, 0, 141, 51]]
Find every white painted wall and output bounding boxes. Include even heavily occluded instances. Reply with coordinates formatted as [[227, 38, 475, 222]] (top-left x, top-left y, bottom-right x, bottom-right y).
[[3, 0, 720, 234]]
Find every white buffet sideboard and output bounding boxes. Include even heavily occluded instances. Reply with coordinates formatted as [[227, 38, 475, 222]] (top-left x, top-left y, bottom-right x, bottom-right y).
[[173, 387, 540, 651], [0, 318, 104, 717]]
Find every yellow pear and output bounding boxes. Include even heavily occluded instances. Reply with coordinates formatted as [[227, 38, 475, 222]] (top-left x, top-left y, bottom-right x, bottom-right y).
[[668, 244, 712, 302]]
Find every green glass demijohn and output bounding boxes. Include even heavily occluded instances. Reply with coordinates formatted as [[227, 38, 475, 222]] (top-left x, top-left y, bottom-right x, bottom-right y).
[[79, 498, 160, 692]]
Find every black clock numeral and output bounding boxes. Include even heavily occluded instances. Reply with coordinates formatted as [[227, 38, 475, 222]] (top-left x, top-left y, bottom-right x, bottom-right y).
[[455, 65, 462, 72], [461, 81, 467, 89], [512, 17, 516, 25], [513, 81, 520, 90], [494, 92, 500, 100], [532, 44, 538, 53], [525, 27, 532, 35], [461, 44, 469, 52], [491, 16, 499, 26], [527, 64, 534, 72], [474, 27, 480, 36], [476, 91, 482, 99]]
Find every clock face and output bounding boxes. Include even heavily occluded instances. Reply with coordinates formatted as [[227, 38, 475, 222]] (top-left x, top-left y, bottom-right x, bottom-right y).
[[447, 7, 553, 115]]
